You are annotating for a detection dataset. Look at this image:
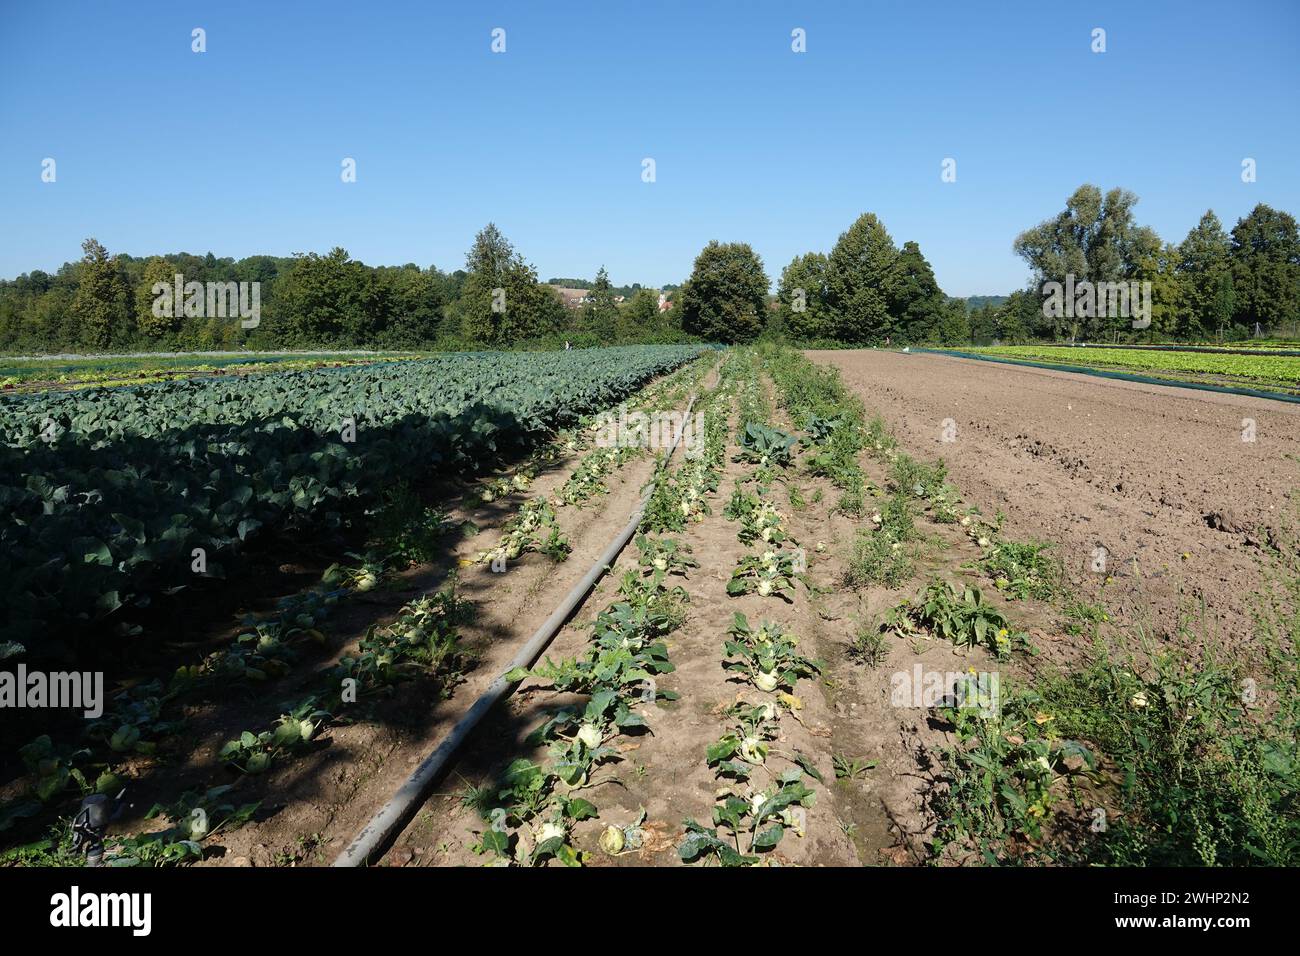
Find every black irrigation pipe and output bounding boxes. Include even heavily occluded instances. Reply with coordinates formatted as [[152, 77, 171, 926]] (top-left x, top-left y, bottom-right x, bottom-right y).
[[333, 394, 699, 866], [910, 348, 1300, 407]]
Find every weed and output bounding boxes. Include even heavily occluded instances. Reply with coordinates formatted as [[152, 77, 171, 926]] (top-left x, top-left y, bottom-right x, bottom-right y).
[[849, 622, 889, 668], [888, 579, 1023, 658], [981, 539, 1061, 601], [833, 754, 878, 780], [370, 483, 451, 567]]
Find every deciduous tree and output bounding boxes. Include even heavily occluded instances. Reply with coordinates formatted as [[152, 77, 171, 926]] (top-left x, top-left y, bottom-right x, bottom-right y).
[[678, 241, 769, 343]]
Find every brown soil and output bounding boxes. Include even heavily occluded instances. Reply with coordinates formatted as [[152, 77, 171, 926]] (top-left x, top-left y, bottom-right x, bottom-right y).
[[809, 348, 1300, 660], [374, 363, 1036, 868], [191, 435, 666, 867]]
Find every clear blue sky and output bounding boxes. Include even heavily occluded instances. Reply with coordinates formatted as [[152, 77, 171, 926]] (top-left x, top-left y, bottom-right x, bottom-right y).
[[1, 0, 1297, 296]]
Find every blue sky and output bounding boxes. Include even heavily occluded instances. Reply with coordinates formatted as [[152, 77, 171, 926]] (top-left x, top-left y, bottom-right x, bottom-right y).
[[1, 0, 1297, 296]]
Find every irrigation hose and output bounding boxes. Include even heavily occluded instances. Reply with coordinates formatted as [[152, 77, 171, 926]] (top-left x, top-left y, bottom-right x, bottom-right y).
[[332, 394, 699, 866]]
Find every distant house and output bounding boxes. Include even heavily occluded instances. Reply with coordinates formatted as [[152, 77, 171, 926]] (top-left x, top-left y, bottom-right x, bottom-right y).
[[613, 295, 625, 304], [657, 292, 672, 312], [545, 285, 591, 309]]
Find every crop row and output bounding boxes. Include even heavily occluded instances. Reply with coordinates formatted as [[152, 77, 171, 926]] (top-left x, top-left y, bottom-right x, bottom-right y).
[[679, 357, 824, 864], [451, 358, 726, 864]]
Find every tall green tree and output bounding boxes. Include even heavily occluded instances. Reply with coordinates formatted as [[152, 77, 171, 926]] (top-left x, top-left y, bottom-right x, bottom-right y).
[[457, 224, 564, 345], [274, 247, 390, 346], [888, 241, 947, 342], [826, 213, 899, 343], [621, 287, 663, 339], [1133, 243, 1187, 340], [1228, 204, 1300, 336], [1013, 185, 1160, 338], [929, 298, 972, 345], [375, 264, 447, 346], [1177, 211, 1233, 340], [579, 266, 620, 341], [1014, 185, 1160, 284], [775, 252, 832, 340], [70, 238, 129, 348], [678, 241, 769, 343], [136, 256, 178, 339]]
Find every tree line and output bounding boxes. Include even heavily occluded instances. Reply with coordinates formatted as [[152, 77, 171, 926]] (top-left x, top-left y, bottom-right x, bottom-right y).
[[671, 215, 980, 346], [0, 227, 685, 353], [980, 187, 1300, 344], [3, 186, 1295, 352], [673, 192, 1299, 347]]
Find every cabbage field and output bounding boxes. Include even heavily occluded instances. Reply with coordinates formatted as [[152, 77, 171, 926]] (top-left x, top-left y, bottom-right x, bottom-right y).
[[0, 346, 706, 658]]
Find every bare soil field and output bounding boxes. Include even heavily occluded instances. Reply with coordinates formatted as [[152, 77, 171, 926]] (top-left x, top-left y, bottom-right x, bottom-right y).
[[809, 349, 1300, 659]]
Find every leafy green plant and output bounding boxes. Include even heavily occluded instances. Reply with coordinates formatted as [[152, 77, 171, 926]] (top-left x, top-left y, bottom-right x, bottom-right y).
[[322, 551, 388, 593], [1063, 598, 1108, 637], [1036, 643, 1300, 866], [641, 474, 690, 532], [980, 540, 1061, 601], [218, 698, 331, 775], [933, 679, 1092, 860], [848, 622, 889, 668], [833, 754, 878, 780], [84, 679, 185, 756], [475, 499, 570, 565], [888, 579, 1022, 658], [723, 612, 822, 692], [0, 345, 708, 659], [370, 483, 452, 568], [803, 413, 846, 446], [728, 549, 800, 600], [335, 585, 472, 698], [678, 773, 816, 866], [736, 422, 798, 467], [17, 736, 91, 803], [635, 534, 698, 577], [558, 445, 639, 506], [725, 488, 790, 546], [101, 785, 262, 867], [846, 494, 915, 589]]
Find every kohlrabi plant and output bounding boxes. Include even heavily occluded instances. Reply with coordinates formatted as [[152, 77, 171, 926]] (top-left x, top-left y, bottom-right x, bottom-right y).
[[723, 612, 822, 692], [474, 499, 570, 565], [636, 534, 698, 577], [218, 698, 330, 775], [678, 772, 817, 866], [728, 549, 801, 600], [322, 551, 387, 593]]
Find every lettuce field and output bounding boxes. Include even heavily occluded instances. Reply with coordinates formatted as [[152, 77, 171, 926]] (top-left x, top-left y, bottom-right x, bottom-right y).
[[962, 344, 1300, 395]]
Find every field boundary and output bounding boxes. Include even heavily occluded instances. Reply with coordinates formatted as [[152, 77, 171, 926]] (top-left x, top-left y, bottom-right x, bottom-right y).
[[913, 348, 1300, 406]]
